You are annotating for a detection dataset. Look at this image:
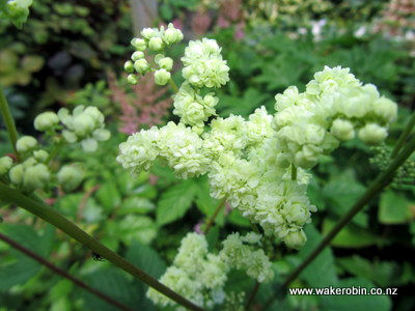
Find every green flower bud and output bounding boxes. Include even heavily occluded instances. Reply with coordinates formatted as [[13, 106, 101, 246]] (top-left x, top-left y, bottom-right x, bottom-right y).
[[81, 138, 98, 152], [57, 165, 85, 192], [33, 150, 49, 162], [154, 54, 164, 64], [84, 106, 104, 124], [127, 74, 138, 85], [148, 37, 163, 51], [134, 59, 149, 74], [157, 57, 173, 71], [162, 23, 183, 45], [358, 123, 388, 144], [62, 130, 78, 143], [34, 112, 59, 131], [73, 114, 95, 136], [131, 51, 144, 61], [93, 129, 111, 141], [154, 69, 171, 86], [330, 119, 355, 141], [16, 136, 37, 153], [131, 37, 146, 51], [141, 28, 157, 40], [23, 163, 50, 191], [9, 164, 24, 185], [124, 60, 134, 73], [284, 230, 307, 249], [0, 156, 13, 175]]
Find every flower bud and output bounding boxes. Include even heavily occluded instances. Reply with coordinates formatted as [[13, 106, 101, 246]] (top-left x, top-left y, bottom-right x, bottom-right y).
[[34, 112, 59, 131], [134, 59, 149, 74], [284, 230, 307, 249], [33, 150, 49, 162], [154, 69, 171, 86], [162, 24, 183, 44], [57, 165, 85, 192], [358, 123, 387, 144], [93, 128, 111, 141], [157, 57, 173, 71], [131, 37, 146, 51], [148, 37, 163, 51], [81, 138, 98, 152], [73, 114, 95, 136], [0, 156, 13, 175], [330, 119, 355, 141], [16, 136, 37, 153], [131, 51, 144, 61], [124, 60, 134, 73], [62, 130, 78, 143], [9, 164, 24, 185], [127, 74, 138, 85], [141, 28, 157, 40], [23, 163, 50, 191]]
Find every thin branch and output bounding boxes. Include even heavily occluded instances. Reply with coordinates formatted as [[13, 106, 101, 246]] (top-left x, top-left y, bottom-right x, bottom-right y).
[[0, 87, 19, 160], [0, 184, 204, 311], [204, 198, 227, 234], [245, 281, 260, 310], [391, 112, 415, 158], [0, 232, 134, 311], [263, 133, 415, 310]]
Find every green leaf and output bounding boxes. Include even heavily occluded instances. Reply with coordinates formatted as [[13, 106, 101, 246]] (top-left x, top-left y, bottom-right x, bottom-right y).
[[156, 180, 197, 226], [95, 182, 121, 211], [322, 219, 378, 248], [117, 197, 155, 215], [228, 208, 251, 227], [126, 241, 166, 279], [195, 177, 224, 226], [322, 170, 367, 227], [378, 191, 413, 224]]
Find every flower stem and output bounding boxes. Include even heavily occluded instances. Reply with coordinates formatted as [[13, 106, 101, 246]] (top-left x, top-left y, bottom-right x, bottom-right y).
[[263, 134, 415, 310], [0, 232, 134, 311], [0, 87, 19, 160], [291, 165, 297, 181], [0, 183, 204, 311], [168, 78, 179, 93], [245, 281, 260, 310], [204, 198, 226, 234], [391, 112, 415, 158]]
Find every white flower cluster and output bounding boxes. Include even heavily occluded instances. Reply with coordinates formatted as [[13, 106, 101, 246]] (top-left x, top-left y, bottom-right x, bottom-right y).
[[58, 106, 110, 152], [181, 38, 230, 88], [147, 232, 273, 309], [220, 232, 274, 282], [124, 23, 183, 86], [147, 233, 228, 310], [172, 83, 219, 132], [118, 33, 397, 248], [117, 122, 208, 178], [274, 66, 398, 169]]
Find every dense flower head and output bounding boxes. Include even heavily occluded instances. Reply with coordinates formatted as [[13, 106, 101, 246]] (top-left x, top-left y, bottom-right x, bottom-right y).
[[58, 105, 110, 152], [118, 60, 397, 248], [147, 233, 228, 309], [181, 38, 230, 88]]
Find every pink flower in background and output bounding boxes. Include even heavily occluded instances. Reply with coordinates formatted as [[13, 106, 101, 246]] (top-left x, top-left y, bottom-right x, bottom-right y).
[[107, 71, 172, 134], [191, 8, 212, 35], [194, 221, 204, 234]]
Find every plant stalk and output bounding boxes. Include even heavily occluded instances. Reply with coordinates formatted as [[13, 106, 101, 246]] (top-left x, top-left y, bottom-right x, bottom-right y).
[[0, 183, 204, 311], [0, 232, 134, 311], [263, 135, 415, 310], [168, 78, 179, 93], [391, 112, 415, 158], [0, 87, 19, 160], [204, 198, 227, 234]]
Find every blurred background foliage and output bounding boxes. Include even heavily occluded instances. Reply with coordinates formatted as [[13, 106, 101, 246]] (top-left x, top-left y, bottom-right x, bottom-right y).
[[0, 0, 414, 310]]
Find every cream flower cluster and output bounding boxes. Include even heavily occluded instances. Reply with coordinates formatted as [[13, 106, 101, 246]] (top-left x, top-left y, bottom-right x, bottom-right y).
[[274, 66, 398, 169], [118, 33, 397, 248], [220, 232, 274, 282], [147, 233, 228, 310], [181, 38, 230, 88], [124, 23, 183, 86], [147, 232, 273, 309], [58, 106, 110, 152]]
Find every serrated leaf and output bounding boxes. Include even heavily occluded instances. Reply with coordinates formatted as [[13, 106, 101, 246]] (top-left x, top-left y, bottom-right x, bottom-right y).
[[156, 180, 197, 226], [117, 197, 155, 215], [126, 241, 166, 279], [95, 182, 121, 211], [378, 191, 413, 224]]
